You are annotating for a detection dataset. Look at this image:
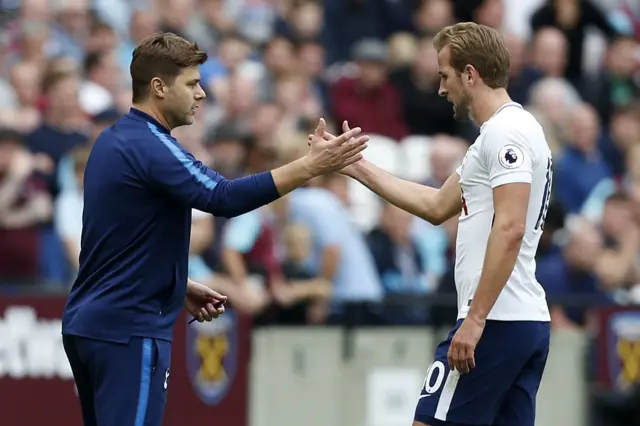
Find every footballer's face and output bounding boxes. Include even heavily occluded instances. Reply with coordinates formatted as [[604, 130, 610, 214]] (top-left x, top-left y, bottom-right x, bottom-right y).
[[162, 66, 206, 128], [437, 46, 472, 122]]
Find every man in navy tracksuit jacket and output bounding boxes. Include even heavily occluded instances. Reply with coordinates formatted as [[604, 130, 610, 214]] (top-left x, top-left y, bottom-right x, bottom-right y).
[[61, 33, 367, 426]]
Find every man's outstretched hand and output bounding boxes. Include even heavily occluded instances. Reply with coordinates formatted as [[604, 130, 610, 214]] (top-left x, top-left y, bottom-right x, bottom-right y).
[[304, 118, 369, 176], [309, 120, 368, 177]]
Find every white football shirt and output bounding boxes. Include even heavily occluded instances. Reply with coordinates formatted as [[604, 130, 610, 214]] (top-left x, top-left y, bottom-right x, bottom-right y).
[[454, 102, 552, 321]]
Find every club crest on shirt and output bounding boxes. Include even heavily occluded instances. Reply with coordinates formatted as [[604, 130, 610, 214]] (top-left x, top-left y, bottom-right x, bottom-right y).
[[498, 145, 524, 169], [186, 310, 238, 406], [607, 311, 640, 388]]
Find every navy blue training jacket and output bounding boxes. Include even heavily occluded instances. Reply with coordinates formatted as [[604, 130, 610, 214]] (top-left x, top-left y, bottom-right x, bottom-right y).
[[61, 108, 279, 342]]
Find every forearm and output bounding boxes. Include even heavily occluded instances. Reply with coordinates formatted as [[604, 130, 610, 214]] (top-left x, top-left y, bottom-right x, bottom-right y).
[[209, 171, 281, 217], [210, 158, 317, 217], [468, 226, 524, 321], [270, 156, 314, 196], [349, 161, 447, 225]]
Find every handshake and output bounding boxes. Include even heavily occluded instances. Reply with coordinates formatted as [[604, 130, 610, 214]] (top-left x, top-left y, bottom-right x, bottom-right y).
[[303, 118, 368, 177]]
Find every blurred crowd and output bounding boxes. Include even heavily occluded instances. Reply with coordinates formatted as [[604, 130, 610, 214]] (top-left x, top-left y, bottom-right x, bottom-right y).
[[0, 0, 639, 328]]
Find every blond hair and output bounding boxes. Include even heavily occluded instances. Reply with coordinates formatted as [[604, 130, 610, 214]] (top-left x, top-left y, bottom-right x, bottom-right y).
[[433, 22, 510, 89]]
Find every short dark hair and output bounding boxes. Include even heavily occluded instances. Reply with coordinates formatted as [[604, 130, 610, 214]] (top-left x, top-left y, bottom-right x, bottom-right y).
[[130, 32, 208, 103]]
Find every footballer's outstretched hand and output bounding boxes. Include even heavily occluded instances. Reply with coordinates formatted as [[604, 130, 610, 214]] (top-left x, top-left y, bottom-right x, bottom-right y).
[[310, 120, 368, 178], [305, 118, 368, 176]]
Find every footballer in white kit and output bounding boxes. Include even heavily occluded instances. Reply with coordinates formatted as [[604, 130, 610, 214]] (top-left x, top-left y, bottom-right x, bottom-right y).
[[339, 22, 553, 426]]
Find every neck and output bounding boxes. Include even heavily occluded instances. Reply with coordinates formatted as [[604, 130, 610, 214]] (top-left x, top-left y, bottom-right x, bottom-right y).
[[132, 102, 172, 131], [470, 87, 513, 127]]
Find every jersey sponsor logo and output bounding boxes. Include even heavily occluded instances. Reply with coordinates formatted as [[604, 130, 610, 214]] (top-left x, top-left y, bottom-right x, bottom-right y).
[[0, 306, 73, 380], [497, 145, 524, 169], [186, 310, 238, 406], [608, 311, 640, 388]]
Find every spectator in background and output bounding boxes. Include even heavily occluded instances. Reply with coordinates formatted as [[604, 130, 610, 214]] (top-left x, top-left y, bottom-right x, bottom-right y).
[[56, 107, 120, 196], [367, 200, 428, 325], [275, 0, 324, 42], [83, 19, 118, 54], [79, 49, 120, 116], [0, 60, 42, 133], [322, 0, 412, 65], [272, 223, 333, 325], [555, 103, 611, 213], [118, 9, 160, 72], [527, 77, 582, 155], [54, 145, 90, 275], [598, 193, 640, 299], [413, 0, 454, 35], [273, 72, 323, 138], [531, 0, 618, 85], [331, 39, 407, 141], [406, 135, 467, 292], [503, 32, 543, 105], [189, 207, 270, 316], [0, 128, 52, 283], [453, 0, 504, 30], [269, 150, 383, 325], [204, 124, 249, 179], [48, 0, 90, 63], [583, 35, 640, 127], [296, 40, 330, 113], [625, 140, 640, 191], [530, 27, 569, 79], [27, 69, 88, 198], [253, 37, 294, 99], [602, 103, 640, 179], [391, 36, 473, 139]]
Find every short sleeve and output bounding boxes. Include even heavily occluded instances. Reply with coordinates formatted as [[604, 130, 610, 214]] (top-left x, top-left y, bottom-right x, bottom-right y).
[[481, 125, 534, 188]]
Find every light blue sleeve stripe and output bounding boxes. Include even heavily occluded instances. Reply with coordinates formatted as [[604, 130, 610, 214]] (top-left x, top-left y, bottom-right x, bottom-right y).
[[147, 122, 218, 190], [134, 338, 153, 426]]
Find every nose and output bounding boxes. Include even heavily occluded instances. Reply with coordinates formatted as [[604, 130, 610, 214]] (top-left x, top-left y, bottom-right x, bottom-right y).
[[196, 86, 206, 101], [438, 87, 447, 97]]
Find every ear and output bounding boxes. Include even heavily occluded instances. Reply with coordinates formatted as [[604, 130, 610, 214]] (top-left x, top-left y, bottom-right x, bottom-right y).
[[464, 65, 475, 85], [151, 77, 166, 99]]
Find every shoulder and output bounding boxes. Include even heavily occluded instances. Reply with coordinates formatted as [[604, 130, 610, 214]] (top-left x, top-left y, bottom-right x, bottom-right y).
[[489, 107, 543, 136], [482, 107, 546, 151]]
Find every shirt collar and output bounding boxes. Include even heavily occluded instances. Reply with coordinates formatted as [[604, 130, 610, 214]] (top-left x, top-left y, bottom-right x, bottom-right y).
[[480, 102, 523, 132], [127, 108, 171, 135]]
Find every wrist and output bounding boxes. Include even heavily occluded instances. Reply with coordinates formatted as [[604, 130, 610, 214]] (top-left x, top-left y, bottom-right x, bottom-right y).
[[466, 312, 487, 326], [301, 154, 319, 178]]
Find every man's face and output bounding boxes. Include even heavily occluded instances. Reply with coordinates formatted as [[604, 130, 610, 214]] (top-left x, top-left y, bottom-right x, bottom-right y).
[[437, 46, 472, 122], [162, 66, 206, 128], [358, 60, 387, 89]]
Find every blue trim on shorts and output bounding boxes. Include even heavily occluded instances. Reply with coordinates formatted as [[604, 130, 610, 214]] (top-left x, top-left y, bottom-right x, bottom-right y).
[[134, 338, 153, 426]]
